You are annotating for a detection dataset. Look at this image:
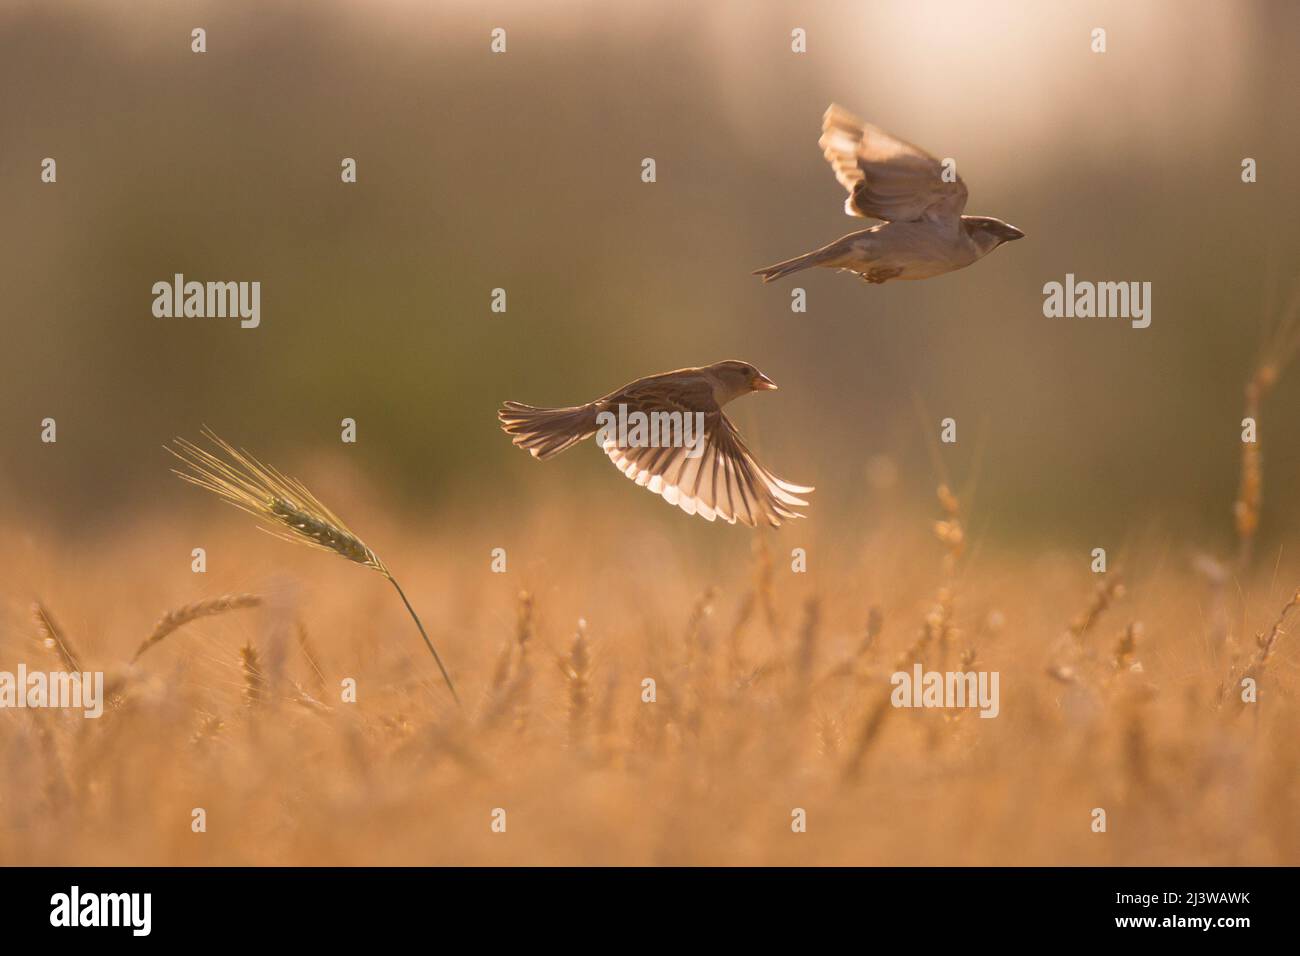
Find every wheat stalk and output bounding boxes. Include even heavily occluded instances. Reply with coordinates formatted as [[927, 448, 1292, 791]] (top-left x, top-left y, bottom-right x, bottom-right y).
[[558, 619, 592, 750], [1253, 587, 1300, 669], [32, 601, 82, 673], [239, 642, 266, 709], [1234, 366, 1271, 568], [131, 593, 263, 664], [722, 590, 755, 679], [190, 712, 224, 748], [683, 585, 717, 657], [842, 636, 926, 783], [934, 482, 965, 576], [1235, 283, 1300, 570], [860, 606, 883, 656], [841, 688, 894, 783], [1068, 575, 1125, 644], [296, 620, 328, 698], [167, 427, 460, 707]]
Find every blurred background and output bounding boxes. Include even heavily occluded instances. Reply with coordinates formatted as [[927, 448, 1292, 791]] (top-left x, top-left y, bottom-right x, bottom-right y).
[[2, 0, 1298, 554]]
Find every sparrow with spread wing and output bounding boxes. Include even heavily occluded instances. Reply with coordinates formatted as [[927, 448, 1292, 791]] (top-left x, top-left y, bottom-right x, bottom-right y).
[[754, 103, 1024, 285], [499, 361, 812, 527]]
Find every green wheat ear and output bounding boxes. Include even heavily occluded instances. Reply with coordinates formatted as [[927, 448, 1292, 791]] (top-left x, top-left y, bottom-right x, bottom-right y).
[[167, 426, 460, 708]]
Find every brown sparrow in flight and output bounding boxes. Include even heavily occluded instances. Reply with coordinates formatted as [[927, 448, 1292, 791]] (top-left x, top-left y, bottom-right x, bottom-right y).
[[754, 104, 1024, 285], [499, 361, 812, 527]]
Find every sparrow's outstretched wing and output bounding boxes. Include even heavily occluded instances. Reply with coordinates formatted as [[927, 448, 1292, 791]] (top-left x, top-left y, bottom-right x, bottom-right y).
[[819, 103, 968, 225], [599, 396, 812, 528]]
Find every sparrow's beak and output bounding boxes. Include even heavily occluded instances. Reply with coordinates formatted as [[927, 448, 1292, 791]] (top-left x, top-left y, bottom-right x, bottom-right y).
[[997, 223, 1026, 242], [752, 373, 778, 391]]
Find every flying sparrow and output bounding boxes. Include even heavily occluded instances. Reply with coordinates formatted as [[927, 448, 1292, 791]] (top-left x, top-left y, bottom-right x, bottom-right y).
[[754, 103, 1024, 285], [499, 361, 813, 527]]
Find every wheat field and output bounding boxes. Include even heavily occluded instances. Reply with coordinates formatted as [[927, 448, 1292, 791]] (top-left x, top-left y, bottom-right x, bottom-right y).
[[2, 437, 1297, 867]]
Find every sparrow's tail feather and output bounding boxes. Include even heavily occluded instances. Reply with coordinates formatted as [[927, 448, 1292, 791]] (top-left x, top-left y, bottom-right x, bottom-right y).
[[752, 247, 836, 283], [498, 401, 598, 461]]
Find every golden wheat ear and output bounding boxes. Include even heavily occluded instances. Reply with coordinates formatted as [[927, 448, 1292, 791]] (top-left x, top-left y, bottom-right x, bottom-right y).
[[131, 593, 262, 664], [167, 427, 461, 708]]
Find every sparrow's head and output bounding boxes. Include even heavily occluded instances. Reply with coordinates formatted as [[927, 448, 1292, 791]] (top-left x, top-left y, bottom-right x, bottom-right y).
[[706, 360, 778, 404], [963, 216, 1025, 256]]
